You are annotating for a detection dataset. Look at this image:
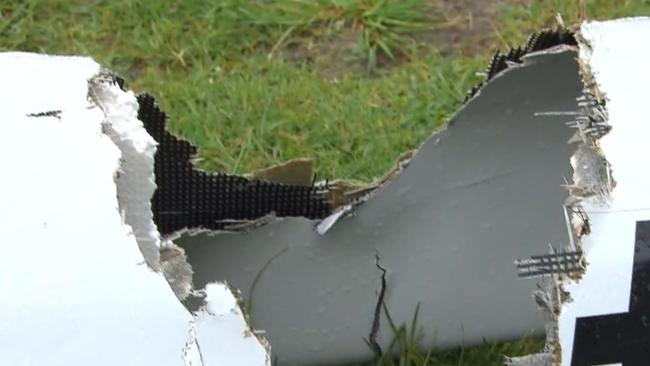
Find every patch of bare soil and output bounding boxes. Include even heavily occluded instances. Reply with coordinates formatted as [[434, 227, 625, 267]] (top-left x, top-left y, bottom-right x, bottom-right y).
[[281, 0, 528, 79], [284, 29, 367, 80], [419, 0, 530, 57]]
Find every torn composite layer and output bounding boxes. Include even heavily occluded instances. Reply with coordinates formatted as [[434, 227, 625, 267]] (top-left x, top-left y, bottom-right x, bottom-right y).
[[194, 283, 270, 366], [89, 72, 163, 270], [554, 18, 650, 366], [0, 52, 269, 366], [177, 47, 582, 365]]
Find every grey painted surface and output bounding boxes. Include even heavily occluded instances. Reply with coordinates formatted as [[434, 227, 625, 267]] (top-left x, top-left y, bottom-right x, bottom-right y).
[[178, 49, 581, 366]]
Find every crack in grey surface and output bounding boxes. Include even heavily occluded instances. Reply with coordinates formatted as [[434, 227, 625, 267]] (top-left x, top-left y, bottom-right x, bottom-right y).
[[447, 169, 518, 191], [368, 253, 387, 357], [178, 49, 582, 366], [247, 246, 290, 321]]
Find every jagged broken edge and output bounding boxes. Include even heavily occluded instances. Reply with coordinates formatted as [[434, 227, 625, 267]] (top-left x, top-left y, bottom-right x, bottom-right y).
[[128, 92, 332, 235], [464, 29, 578, 103], [108, 28, 585, 363], [319, 28, 583, 232], [111, 30, 576, 237], [107, 74, 273, 362], [338, 29, 582, 216], [506, 29, 614, 366]]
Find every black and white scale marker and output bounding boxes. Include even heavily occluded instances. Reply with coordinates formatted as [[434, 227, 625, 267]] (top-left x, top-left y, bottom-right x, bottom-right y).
[[556, 19, 650, 366], [571, 220, 650, 365]]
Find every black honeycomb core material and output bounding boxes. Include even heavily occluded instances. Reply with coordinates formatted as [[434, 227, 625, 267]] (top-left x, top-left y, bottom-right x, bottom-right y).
[[136, 94, 331, 235], [465, 29, 577, 102]]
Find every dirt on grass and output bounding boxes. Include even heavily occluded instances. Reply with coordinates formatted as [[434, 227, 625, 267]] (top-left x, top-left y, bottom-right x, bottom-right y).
[[425, 0, 530, 56], [282, 0, 528, 79], [284, 29, 367, 80]]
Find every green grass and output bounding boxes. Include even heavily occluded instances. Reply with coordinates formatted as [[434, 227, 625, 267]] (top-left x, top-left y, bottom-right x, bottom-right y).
[[3, 0, 647, 181], [351, 304, 545, 366], [2, 0, 650, 364]]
